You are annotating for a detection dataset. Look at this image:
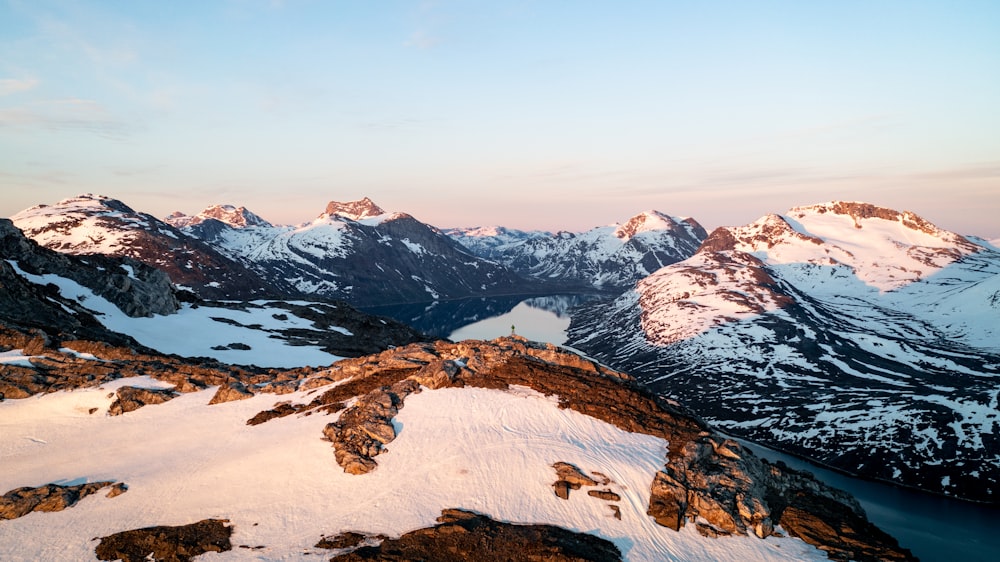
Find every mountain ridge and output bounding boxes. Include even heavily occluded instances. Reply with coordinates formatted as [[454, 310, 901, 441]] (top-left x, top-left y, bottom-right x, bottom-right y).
[[567, 201, 1000, 503]]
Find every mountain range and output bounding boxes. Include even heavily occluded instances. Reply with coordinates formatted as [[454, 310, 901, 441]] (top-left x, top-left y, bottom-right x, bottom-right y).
[[567, 201, 1000, 504], [3, 192, 997, 560], [0, 230, 913, 559], [446, 211, 707, 291]]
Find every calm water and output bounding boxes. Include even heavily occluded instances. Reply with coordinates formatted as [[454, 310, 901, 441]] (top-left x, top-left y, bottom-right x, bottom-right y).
[[368, 295, 998, 561]]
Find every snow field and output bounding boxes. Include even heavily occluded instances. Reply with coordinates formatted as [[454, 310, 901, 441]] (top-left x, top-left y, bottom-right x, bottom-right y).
[[0, 383, 828, 561]]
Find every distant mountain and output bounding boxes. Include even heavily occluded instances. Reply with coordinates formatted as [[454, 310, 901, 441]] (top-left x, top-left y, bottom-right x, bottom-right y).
[[10, 194, 275, 299], [165, 204, 271, 229], [173, 198, 543, 306], [567, 201, 1000, 504], [448, 211, 707, 291], [0, 215, 425, 372], [443, 226, 552, 260]]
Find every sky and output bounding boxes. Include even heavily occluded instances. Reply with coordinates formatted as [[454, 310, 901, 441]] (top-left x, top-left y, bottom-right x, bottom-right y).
[[1, 0, 998, 237]]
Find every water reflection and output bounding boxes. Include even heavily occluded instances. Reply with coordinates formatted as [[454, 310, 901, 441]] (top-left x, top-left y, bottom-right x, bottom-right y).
[[361, 294, 602, 340]]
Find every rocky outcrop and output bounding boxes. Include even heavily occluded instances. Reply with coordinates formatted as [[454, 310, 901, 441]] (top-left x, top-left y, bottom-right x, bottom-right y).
[[552, 461, 599, 499], [322, 379, 421, 474], [0, 481, 120, 520], [648, 432, 915, 560], [94, 519, 233, 562], [108, 386, 179, 415], [208, 381, 254, 404], [327, 508, 622, 562], [0, 326, 321, 401], [287, 337, 914, 559]]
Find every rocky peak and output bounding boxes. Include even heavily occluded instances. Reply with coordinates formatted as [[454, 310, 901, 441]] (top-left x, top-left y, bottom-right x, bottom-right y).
[[324, 197, 386, 221], [614, 210, 679, 241], [167, 205, 271, 229]]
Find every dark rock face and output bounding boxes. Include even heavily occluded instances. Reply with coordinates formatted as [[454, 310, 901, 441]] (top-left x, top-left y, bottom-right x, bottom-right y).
[[94, 519, 233, 562], [328, 508, 622, 562], [0, 481, 119, 520], [1, 218, 179, 320], [108, 386, 179, 415]]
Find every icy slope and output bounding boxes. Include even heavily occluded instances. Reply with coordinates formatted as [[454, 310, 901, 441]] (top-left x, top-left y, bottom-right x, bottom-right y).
[[449, 211, 708, 291], [568, 201, 1000, 503], [0, 378, 833, 561]]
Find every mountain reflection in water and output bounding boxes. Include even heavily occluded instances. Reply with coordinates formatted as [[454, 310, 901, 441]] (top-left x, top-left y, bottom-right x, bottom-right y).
[[361, 294, 603, 341]]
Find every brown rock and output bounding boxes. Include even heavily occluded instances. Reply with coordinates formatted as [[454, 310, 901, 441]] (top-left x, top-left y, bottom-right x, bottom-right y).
[[329, 509, 621, 562], [208, 381, 254, 405], [94, 519, 233, 562], [108, 386, 178, 415], [1, 481, 117, 520], [588, 489, 621, 502], [552, 461, 599, 489]]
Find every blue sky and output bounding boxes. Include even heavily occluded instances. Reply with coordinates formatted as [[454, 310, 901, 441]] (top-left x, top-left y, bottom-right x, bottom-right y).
[[1, 0, 998, 236]]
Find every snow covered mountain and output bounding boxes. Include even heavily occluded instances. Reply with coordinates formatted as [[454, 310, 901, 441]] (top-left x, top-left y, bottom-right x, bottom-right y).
[[443, 225, 552, 260], [567, 201, 1000, 504], [165, 204, 271, 229], [173, 198, 542, 306], [10, 195, 275, 299], [0, 217, 425, 372], [449, 211, 707, 291]]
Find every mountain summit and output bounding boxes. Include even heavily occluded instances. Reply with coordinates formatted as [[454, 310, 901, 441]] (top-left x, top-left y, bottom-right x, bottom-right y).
[[324, 197, 387, 221], [165, 204, 271, 229]]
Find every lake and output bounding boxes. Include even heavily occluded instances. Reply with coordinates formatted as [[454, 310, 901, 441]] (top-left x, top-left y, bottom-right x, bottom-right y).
[[366, 294, 999, 561]]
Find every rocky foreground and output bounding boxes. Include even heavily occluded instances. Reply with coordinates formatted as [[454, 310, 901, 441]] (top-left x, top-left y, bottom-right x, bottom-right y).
[[1, 329, 914, 561]]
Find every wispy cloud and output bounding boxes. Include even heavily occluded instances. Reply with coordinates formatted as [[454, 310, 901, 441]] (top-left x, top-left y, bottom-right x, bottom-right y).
[[0, 78, 39, 96], [0, 98, 133, 138]]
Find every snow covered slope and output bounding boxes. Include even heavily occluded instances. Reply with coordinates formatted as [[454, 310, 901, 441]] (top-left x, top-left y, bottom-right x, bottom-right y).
[[0, 337, 913, 561], [568, 201, 1000, 503], [175, 198, 539, 306], [450, 211, 707, 291], [10, 195, 273, 299]]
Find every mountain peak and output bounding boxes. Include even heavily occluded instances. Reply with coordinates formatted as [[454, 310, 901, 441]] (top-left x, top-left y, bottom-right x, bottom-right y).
[[324, 197, 386, 221], [613, 210, 680, 240], [168, 204, 271, 229]]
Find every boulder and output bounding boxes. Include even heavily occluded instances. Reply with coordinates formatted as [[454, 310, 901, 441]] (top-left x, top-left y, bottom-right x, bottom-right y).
[[1, 481, 118, 520]]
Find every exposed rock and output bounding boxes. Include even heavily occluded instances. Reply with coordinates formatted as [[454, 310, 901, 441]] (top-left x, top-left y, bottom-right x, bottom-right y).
[[646, 432, 916, 560], [208, 381, 254, 405], [315, 531, 378, 550], [108, 386, 179, 415], [1, 481, 118, 520], [106, 483, 129, 498], [588, 489, 621, 502], [94, 519, 233, 562], [328, 508, 621, 561], [553, 461, 600, 488], [323, 379, 421, 474]]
